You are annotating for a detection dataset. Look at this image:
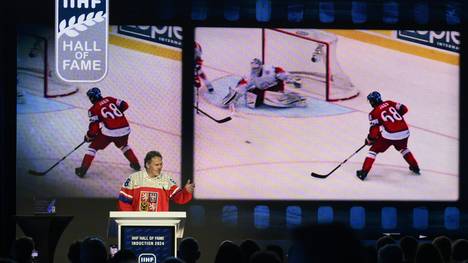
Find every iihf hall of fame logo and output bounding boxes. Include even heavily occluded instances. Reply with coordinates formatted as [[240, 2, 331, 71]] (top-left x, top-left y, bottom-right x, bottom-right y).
[[55, 0, 108, 82]]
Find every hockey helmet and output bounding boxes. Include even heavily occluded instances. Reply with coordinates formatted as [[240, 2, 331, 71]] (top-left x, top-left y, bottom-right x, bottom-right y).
[[250, 58, 263, 75], [367, 91, 382, 107], [87, 87, 103, 103]]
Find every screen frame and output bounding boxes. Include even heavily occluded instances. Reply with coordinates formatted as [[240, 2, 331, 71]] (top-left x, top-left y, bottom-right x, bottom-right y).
[[185, 23, 465, 206]]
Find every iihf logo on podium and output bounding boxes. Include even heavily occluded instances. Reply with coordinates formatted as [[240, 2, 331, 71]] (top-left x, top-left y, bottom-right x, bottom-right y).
[[55, 0, 108, 82]]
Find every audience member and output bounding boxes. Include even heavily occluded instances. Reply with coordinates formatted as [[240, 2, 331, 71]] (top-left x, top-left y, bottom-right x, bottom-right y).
[[161, 257, 185, 263], [109, 249, 137, 263], [240, 239, 260, 263], [376, 236, 396, 251], [415, 243, 443, 263], [266, 244, 284, 262], [67, 241, 81, 263], [362, 245, 377, 263], [399, 236, 418, 263], [50, 229, 468, 263], [287, 243, 303, 263], [452, 239, 468, 263], [291, 223, 363, 263], [432, 236, 451, 263], [214, 240, 242, 263], [378, 244, 403, 263], [363, 245, 377, 263], [11, 237, 35, 263], [79, 237, 108, 263], [249, 250, 281, 263], [178, 237, 200, 263]]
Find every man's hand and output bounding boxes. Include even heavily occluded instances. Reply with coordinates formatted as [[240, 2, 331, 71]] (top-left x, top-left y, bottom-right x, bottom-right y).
[[184, 179, 195, 193], [84, 134, 95, 142]]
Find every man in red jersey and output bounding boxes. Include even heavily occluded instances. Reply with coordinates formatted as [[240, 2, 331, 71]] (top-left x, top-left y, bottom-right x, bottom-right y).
[[75, 87, 141, 178], [118, 151, 194, 211], [356, 91, 420, 181]]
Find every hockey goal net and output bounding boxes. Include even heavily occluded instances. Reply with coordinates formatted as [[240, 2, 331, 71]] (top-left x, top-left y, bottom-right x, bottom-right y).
[[262, 28, 359, 101], [17, 31, 79, 98]]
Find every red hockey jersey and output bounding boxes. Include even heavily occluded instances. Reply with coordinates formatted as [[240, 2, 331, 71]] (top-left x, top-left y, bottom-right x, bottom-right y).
[[118, 170, 192, 212], [87, 97, 130, 138], [368, 100, 409, 140], [195, 42, 203, 65]]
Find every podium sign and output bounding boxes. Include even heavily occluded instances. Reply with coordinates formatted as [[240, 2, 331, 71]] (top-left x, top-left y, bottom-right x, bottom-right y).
[[121, 225, 175, 262], [110, 211, 186, 263]]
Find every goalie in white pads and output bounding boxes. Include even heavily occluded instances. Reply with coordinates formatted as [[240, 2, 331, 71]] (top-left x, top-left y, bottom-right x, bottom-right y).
[[223, 58, 306, 109]]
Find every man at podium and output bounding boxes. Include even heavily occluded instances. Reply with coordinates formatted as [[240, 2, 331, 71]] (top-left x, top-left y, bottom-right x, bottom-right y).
[[118, 151, 194, 211]]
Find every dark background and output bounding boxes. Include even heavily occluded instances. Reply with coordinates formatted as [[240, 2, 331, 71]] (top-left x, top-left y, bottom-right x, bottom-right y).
[[2, 0, 466, 262]]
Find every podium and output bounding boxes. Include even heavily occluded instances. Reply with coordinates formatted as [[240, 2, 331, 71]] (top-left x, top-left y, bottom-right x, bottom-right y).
[[109, 211, 186, 263]]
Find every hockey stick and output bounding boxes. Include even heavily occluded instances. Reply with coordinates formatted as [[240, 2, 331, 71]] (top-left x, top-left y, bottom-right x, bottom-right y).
[[311, 144, 367, 179], [28, 141, 86, 176], [193, 105, 232, 123], [195, 86, 200, 114]]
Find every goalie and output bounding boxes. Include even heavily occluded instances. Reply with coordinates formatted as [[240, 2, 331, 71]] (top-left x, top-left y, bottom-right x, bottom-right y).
[[222, 58, 306, 109]]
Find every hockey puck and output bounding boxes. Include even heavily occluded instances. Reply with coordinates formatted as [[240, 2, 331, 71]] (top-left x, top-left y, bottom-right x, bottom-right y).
[[245, 140, 251, 144]]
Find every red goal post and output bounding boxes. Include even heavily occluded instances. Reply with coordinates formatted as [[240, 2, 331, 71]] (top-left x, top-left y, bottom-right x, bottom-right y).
[[262, 28, 359, 101], [17, 32, 79, 98]]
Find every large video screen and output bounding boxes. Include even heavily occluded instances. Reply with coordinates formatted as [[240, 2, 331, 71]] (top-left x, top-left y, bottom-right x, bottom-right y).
[[17, 25, 182, 198], [194, 28, 459, 201]]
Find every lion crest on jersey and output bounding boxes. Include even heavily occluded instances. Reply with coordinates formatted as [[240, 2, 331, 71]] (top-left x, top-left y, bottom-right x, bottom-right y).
[[139, 191, 158, 211]]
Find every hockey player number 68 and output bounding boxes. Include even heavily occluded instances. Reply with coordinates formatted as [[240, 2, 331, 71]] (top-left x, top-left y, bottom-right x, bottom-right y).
[[100, 103, 123, 119], [380, 107, 402, 123]]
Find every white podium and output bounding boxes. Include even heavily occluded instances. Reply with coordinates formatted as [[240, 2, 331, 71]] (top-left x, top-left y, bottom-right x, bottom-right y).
[[109, 211, 186, 263]]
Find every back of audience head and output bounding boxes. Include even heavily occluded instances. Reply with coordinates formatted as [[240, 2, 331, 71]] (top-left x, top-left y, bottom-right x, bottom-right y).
[[415, 243, 443, 263], [79, 236, 107, 263], [399, 236, 418, 263], [214, 240, 242, 263], [110, 249, 137, 263], [11, 236, 34, 263], [0, 258, 16, 263], [291, 223, 362, 263], [161, 257, 185, 263], [67, 240, 81, 263], [376, 236, 396, 251], [266, 244, 284, 263], [250, 250, 281, 263], [363, 245, 377, 263], [432, 236, 451, 263], [240, 239, 260, 263], [178, 237, 200, 263], [378, 244, 402, 263], [452, 239, 468, 263]]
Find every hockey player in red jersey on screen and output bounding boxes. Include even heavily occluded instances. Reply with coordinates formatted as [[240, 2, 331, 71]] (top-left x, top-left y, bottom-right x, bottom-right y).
[[194, 41, 214, 93], [118, 151, 194, 211], [356, 91, 420, 181], [75, 87, 141, 178]]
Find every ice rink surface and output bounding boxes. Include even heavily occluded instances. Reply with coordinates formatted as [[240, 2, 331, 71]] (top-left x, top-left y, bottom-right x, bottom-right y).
[[194, 28, 459, 201], [17, 44, 182, 198]]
